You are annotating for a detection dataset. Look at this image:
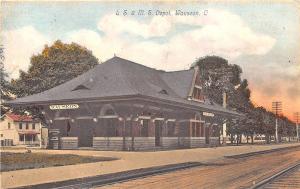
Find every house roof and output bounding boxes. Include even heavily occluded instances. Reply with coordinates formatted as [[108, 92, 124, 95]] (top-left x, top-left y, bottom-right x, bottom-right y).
[[5, 57, 242, 118], [6, 113, 33, 122], [7, 57, 194, 103]]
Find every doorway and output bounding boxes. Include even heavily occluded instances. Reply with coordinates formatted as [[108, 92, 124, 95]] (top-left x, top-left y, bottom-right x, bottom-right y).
[[78, 120, 93, 147], [155, 120, 163, 146], [205, 126, 210, 144]]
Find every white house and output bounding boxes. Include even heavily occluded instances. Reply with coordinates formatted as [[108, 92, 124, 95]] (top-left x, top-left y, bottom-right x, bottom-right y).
[[0, 113, 43, 146]]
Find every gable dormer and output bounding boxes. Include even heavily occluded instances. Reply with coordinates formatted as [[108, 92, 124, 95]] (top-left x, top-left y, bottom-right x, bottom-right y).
[[188, 67, 205, 102], [71, 77, 95, 91], [72, 84, 90, 91]]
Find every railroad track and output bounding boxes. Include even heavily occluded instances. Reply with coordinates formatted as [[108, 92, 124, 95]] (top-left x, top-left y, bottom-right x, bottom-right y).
[[251, 162, 300, 189], [225, 145, 300, 159], [13, 145, 300, 189], [14, 162, 203, 189]]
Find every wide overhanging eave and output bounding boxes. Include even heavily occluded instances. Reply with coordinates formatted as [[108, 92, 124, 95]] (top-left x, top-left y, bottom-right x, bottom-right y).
[[4, 94, 244, 119]]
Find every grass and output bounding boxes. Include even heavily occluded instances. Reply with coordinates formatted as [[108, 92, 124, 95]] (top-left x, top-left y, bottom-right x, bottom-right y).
[[0, 152, 118, 172]]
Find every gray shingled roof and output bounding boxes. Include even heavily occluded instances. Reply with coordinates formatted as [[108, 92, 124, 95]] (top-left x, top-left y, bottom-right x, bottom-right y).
[[6, 57, 242, 117]]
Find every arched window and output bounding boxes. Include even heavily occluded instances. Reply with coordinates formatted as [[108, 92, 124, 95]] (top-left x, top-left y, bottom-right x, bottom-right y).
[[99, 104, 117, 117], [105, 109, 115, 115]]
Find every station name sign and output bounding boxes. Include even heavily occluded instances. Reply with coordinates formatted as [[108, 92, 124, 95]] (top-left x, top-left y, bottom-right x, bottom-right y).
[[49, 104, 79, 110], [203, 112, 214, 117]]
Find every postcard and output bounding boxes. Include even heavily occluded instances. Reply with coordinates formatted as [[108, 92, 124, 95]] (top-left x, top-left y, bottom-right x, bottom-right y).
[[1, 1, 300, 188]]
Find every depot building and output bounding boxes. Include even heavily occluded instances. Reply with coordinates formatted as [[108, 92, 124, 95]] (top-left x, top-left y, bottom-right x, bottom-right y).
[[7, 57, 242, 150]]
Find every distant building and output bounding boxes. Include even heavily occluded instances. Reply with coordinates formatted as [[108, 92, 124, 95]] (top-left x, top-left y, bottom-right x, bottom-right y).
[[0, 113, 43, 146], [6, 57, 243, 150]]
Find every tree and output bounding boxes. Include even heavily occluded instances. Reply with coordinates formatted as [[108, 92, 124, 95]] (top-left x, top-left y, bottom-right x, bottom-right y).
[[194, 56, 252, 111], [10, 40, 99, 120], [0, 45, 13, 115], [193, 56, 255, 144], [192, 56, 296, 144], [11, 40, 99, 97]]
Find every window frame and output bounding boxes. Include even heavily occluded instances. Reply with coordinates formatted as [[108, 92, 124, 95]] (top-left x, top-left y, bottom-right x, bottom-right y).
[[191, 122, 204, 137], [19, 123, 22, 130], [192, 87, 204, 101], [141, 119, 149, 137], [105, 119, 119, 137], [167, 121, 176, 137]]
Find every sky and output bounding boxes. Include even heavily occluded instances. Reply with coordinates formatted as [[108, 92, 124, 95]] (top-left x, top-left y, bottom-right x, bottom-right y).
[[1, 1, 300, 120]]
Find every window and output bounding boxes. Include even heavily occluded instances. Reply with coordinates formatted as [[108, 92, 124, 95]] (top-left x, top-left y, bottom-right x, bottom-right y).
[[196, 125, 200, 137], [26, 123, 29, 130], [191, 122, 203, 137], [191, 123, 196, 137], [201, 124, 205, 137], [167, 122, 176, 137], [19, 123, 22, 130], [32, 123, 35, 130], [211, 125, 219, 137], [105, 109, 115, 115], [192, 88, 204, 101], [141, 119, 149, 137], [105, 119, 119, 137], [192, 73, 204, 100], [8, 122, 11, 129], [19, 134, 23, 141]]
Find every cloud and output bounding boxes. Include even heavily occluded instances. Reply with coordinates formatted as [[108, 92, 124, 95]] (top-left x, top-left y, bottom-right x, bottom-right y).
[[2, 9, 276, 79], [67, 29, 104, 60], [245, 60, 300, 120], [1, 26, 50, 78], [94, 9, 275, 70], [98, 14, 172, 38]]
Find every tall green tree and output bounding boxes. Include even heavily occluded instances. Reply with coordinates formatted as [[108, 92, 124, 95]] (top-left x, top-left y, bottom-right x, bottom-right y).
[[194, 56, 252, 111], [192, 56, 295, 144], [0, 45, 12, 115], [12, 40, 99, 97], [193, 56, 254, 144]]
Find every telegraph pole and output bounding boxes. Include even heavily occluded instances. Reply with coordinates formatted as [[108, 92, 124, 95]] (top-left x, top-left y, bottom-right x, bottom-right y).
[[295, 112, 299, 142], [272, 101, 282, 143]]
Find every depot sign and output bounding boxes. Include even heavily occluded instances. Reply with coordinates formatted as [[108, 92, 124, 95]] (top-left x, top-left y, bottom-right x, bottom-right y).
[[49, 104, 79, 110]]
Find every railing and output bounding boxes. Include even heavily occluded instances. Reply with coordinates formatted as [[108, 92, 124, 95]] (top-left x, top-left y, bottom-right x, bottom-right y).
[[20, 140, 40, 145]]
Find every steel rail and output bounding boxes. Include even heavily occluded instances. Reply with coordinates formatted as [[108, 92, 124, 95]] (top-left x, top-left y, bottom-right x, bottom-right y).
[[249, 162, 300, 189], [225, 144, 300, 159], [13, 162, 203, 189], [12, 145, 300, 189]]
